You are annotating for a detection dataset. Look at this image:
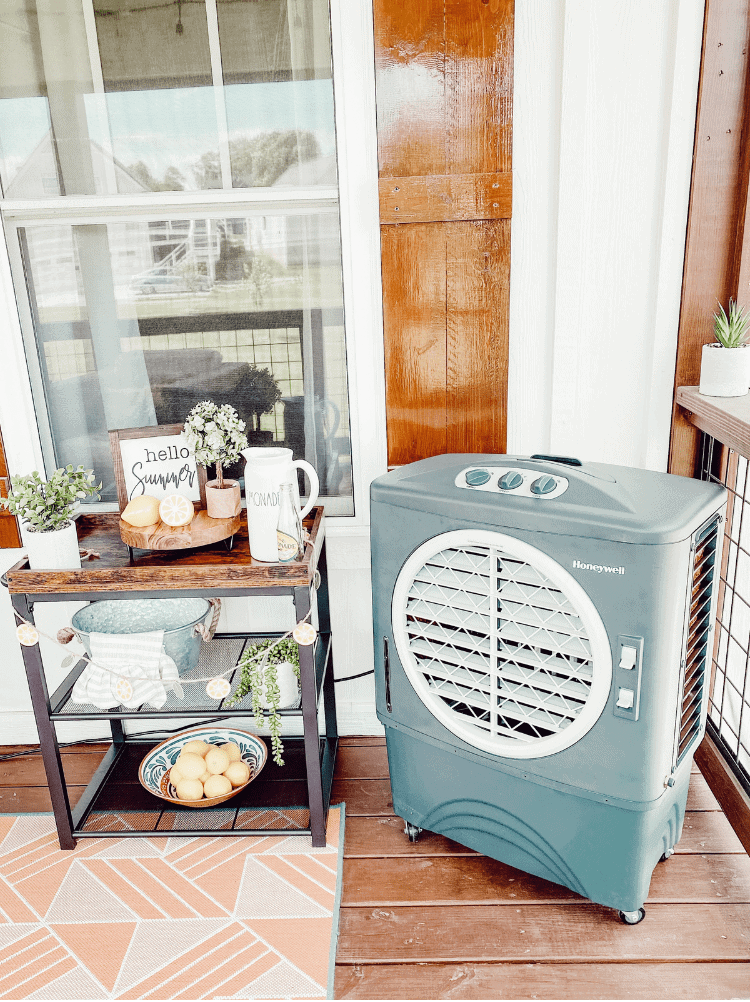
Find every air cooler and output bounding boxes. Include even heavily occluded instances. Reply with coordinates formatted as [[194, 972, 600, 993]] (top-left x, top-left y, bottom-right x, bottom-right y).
[[371, 454, 727, 923]]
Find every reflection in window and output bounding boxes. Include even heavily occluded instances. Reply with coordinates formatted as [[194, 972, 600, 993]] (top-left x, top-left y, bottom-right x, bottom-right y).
[[0, 0, 338, 196], [22, 213, 352, 512]]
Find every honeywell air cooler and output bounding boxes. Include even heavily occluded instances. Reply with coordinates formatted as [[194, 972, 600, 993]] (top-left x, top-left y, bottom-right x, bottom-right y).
[[371, 454, 727, 922]]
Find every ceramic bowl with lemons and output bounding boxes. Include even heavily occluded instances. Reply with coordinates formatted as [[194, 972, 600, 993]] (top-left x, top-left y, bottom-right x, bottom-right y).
[[139, 727, 267, 808]]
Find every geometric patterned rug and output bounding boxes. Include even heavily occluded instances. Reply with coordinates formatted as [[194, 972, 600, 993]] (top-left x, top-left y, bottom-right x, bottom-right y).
[[0, 805, 344, 1000]]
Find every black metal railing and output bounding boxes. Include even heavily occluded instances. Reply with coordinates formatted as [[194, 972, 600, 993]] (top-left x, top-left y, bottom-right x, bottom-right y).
[[698, 434, 750, 797]]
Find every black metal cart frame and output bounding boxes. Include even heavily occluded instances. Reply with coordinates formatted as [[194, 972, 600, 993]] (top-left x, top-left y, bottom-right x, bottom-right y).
[[4, 519, 338, 850]]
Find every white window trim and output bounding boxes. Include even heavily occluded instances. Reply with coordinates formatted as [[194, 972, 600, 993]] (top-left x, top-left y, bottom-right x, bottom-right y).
[[0, 0, 386, 533]]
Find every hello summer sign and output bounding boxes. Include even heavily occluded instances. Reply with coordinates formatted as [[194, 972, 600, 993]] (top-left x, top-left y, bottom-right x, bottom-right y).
[[117, 433, 201, 503]]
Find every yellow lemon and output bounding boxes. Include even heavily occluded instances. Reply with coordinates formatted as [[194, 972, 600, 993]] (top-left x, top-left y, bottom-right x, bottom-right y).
[[175, 751, 205, 780], [175, 779, 204, 801], [204, 774, 232, 799], [169, 765, 183, 787], [121, 495, 161, 527], [204, 748, 230, 775], [224, 760, 250, 788], [159, 494, 194, 527], [220, 741, 242, 763], [182, 739, 210, 757]]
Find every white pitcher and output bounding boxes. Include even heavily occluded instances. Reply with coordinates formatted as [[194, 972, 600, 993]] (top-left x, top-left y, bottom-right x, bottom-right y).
[[242, 447, 319, 561]]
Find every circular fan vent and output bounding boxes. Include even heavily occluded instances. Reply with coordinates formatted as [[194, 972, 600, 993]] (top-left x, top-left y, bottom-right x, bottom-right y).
[[392, 529, 612, 759]]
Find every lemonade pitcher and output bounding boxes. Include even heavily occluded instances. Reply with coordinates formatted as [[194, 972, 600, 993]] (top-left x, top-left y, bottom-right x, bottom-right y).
[[242, 447, 319, 561]]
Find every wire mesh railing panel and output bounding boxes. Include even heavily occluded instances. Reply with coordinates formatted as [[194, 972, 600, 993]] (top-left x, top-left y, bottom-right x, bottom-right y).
[[698, 435, 750, 795]]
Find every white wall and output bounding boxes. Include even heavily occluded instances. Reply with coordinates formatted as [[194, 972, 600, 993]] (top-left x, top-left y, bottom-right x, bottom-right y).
[[508, 0, 704, 471], [0, 0, 705, 742]]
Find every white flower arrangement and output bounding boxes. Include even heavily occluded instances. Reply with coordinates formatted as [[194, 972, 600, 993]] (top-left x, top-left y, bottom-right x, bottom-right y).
[[184, 401, 248, 489]]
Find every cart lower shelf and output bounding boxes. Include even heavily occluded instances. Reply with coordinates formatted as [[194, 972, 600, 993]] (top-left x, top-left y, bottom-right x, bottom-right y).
[[72, 736, 337, 838]]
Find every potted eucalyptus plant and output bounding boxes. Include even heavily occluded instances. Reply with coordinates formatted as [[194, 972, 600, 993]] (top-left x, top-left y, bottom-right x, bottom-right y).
[[229, 637, 300, 765], [184, 401, 248, 518], [700, 299, 750, 397], [0, 466, 100, 569]]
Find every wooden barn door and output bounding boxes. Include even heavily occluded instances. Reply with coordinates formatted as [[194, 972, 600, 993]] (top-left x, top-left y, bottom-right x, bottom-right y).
[[373, 0, 513, 466]]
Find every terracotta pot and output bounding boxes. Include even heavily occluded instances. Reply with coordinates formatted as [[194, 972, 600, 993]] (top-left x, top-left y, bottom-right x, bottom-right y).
[[23, 520, 81, 570], [205, 479, 241, 519], [699, 343, 750, 397]]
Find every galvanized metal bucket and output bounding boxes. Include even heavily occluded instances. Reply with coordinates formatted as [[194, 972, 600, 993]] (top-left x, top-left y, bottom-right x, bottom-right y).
[[71, 598, 211, 674]]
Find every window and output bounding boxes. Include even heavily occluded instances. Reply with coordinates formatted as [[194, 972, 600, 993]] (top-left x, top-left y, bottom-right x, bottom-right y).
[[0, 0, 356, 514]]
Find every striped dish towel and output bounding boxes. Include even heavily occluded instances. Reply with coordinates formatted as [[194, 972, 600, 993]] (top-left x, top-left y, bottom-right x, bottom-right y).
[[71, 631, 181, 709]]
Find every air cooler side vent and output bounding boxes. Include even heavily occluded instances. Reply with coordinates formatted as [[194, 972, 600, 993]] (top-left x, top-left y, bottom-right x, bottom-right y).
[[675, 515, 720, 766]]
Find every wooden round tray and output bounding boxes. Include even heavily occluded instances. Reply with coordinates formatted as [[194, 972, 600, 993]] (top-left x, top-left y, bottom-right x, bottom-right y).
[[119, 510, 242, 550]]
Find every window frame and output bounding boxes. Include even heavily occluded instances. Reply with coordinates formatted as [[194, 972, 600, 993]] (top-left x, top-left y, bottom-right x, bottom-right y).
[[0, 0, 386, 530]]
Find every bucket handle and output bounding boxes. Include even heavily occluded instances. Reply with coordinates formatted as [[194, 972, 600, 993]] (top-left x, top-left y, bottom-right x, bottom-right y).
[[193, 598, 222, 642]]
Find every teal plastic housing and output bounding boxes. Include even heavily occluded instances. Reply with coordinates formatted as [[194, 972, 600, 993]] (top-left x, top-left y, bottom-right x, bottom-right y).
[[371, 454, 727, 913]]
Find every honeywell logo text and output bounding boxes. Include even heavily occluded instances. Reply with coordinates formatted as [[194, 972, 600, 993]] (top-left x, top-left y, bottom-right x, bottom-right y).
[[572, 560, 625, 575]]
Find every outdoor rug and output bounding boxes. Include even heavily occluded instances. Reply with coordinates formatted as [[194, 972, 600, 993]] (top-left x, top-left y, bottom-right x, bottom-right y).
[[0, 806, 344, 1000]]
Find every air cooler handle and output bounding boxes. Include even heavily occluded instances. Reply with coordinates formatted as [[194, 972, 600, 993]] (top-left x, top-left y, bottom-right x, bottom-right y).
[[531, 454, 582, 467], [383, 636, 392, 713]]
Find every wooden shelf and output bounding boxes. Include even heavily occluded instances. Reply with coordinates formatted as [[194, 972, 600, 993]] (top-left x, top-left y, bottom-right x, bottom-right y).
[[676, 386, 750, 459], [4, 506, 325, 595]]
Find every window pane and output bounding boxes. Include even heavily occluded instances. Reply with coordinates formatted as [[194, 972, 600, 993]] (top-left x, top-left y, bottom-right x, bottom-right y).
[[0, 0, 338, 196], [218, 0, 337, 188], [19, 212, 352, 511]]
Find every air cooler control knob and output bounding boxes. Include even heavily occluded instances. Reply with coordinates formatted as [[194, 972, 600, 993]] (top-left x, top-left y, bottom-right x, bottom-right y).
[[498, 471, 524, 491], [530, 475, 557, 496], [465, 469, 491, 487]]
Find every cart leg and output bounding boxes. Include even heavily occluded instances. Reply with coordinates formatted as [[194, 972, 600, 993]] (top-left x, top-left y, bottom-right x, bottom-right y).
[[11, 595, 76, 850], [295, 585, 326, 847], [316, 544, 338, 746]]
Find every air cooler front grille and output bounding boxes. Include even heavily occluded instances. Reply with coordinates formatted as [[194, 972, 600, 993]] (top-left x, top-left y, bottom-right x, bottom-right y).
[[676, 516, 720, 764], [393, 529, 612, 759]]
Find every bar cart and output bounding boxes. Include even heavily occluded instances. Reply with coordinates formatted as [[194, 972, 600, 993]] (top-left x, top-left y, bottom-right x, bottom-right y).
[[3, 508, 337, 849]]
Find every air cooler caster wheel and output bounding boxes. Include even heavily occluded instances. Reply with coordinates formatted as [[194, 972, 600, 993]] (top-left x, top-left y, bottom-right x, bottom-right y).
[[659, 848, 675, 862], [403, 821, 422, 843], [618, 907, 646, 925]]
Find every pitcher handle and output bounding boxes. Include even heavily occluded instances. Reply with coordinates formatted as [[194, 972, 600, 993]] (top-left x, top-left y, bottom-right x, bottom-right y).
[[292, 460, 320, 518]]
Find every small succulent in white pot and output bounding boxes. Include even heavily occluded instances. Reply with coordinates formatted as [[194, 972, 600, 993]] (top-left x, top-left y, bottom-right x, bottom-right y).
[[0, 466, 101, 569], [700, 299, 750, 397], [184, 401, 248, 518]]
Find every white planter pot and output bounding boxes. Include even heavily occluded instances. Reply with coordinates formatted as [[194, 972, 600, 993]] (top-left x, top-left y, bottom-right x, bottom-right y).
[[257, 660, 299, 709], [699, 343, 750, 397], [23, 520, 81, 570]]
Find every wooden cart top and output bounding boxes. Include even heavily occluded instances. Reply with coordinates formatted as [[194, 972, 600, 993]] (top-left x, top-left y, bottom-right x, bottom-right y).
[[3, 507, 325, 595]]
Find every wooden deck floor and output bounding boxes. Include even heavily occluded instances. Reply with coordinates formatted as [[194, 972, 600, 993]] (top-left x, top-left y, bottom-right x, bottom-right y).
[[2, 736, 750, 1000]]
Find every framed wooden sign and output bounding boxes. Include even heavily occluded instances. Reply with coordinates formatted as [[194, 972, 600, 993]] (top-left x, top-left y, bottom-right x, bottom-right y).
[[109, 424, 207, 512]]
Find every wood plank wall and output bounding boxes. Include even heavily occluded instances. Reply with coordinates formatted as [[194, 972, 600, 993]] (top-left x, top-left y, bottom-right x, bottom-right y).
[[0, 425, 20, 548], [373, 0, 513, 466], [669, 0, 750, 477]]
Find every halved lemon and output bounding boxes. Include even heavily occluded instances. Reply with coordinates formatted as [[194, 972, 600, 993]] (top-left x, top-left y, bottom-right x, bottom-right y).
[[121, 495, 161, 527], [159, 494, 195, 527]]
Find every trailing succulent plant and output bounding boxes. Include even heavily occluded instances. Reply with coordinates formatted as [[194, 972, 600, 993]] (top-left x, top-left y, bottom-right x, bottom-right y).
[[713, 299, 750, 348], [229, 637, 300, 766], [0, 466, 100, 532]]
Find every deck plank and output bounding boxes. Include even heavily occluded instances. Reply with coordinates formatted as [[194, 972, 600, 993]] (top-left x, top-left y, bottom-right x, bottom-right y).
[[334, 744, 390, 780], [343, 811, 745, 857], [334, 772, 719, 817], [341, 852, 750, 905], [336, 902, 750, 963], [334, 962, 750, 1000]]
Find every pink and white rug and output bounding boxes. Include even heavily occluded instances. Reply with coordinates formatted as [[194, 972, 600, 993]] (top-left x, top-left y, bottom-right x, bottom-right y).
[[0, 806, 344, 1000]]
